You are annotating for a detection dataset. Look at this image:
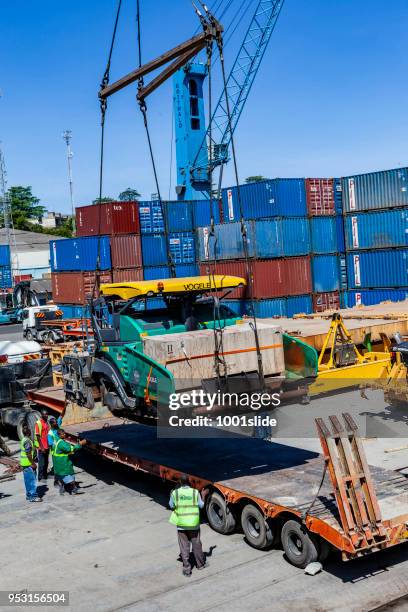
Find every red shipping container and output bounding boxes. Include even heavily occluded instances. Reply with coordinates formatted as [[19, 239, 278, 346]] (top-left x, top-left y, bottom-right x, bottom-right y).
[[112, 268, 143, 283], [200, 257, 312, 299], [52, 271, 112, 304], [110, 235, 142, 269], [76, 201, 140, 236], [14, 274, 32, 283], [312, 291, 340, 313], [306, 178, 335, 216]]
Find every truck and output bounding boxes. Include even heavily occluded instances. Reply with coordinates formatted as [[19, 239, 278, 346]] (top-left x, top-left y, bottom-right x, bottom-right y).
[[22, 305, 64, 343]]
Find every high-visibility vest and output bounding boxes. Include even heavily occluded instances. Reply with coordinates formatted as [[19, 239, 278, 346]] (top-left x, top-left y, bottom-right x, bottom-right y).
[[169, 487, 200, 528], [34, 419, 50, 448], [52, 438, 74, 457], [48, 428, 59, 449], [20, 436, 35, 467]]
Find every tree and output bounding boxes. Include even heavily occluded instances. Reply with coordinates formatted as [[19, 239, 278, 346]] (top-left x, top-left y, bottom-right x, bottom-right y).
[[245, 176, 268, 183], [92, 197, 114, 205], [6, 186, 47, 229], [118, 187, 141, 201]]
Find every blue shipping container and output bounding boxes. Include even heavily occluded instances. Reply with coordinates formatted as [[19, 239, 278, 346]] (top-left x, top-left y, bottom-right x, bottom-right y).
[[286, 295, 313, 317], [346, 249, 408, 288], [254, 218, 310, 258], [198, 222, 255, 262], [342, 167, 408, 213], [141, 233, 196, 267], [192, 200, 220, 228], [165, 201, 194, 232], [344, 210, 408, 250], [0, 245, 10, 267], [221, 179, 307, 221], [312, 255, 340, 292], [336, 216, 346, 253], [310, 217, 338, 254], [333, 178, 343, 215], [143, 263, 199, 281], [50, 236, 111, 272], [0, 266, 12, 288], [139, 202, 165, 234], [344, 289, 408, 308], [58, 304, 90, 319]]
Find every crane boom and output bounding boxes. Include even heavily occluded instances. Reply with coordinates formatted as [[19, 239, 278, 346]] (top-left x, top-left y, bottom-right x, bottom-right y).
[[175, 0, 285, 199]]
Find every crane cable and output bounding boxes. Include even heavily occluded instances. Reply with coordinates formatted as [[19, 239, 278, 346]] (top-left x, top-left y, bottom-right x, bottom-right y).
[[94, 0, 123, 305], [136, 0, 176, 278], [216, 32, 266, 391]]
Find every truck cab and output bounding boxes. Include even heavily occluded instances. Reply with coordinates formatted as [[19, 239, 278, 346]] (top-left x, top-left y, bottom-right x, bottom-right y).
[[22, 305, 63, 342]]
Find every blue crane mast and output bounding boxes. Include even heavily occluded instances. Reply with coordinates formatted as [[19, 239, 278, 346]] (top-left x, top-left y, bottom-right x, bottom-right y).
[[174, 0, 285, 201]]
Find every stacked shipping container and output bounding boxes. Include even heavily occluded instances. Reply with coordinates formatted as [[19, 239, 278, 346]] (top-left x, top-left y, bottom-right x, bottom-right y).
[[341, 168, 408, 306], [0, 245, 12, 289]]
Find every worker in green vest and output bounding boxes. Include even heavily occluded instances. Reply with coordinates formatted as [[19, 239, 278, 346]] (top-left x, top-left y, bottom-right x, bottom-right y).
[[20, 423, 42, 503], [169, 473, 207, 576], [52, 430, 87, 496]]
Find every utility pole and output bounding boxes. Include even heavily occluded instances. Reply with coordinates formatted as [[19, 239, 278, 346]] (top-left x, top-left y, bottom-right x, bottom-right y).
[[0, 145, 18, 282], [63, 130, 75, 233]]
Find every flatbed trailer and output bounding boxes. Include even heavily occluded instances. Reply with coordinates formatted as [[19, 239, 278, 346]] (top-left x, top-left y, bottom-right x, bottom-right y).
[[57, 412, 408, 569]]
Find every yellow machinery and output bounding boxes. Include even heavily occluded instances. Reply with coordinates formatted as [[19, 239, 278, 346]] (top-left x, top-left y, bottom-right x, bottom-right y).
[[373, 340, 408, 407], [310, 313, 391, 395]]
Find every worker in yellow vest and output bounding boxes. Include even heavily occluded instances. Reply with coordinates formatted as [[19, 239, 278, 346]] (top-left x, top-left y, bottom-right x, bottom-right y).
[[169, 474, 207, 576], [20, 423, 42, 503]]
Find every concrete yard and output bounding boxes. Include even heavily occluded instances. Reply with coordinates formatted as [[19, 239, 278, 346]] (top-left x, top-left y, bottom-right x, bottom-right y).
[[2, 411, 408, 611]]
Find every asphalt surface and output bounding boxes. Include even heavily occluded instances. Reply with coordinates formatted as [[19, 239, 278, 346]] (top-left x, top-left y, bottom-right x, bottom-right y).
[[0, 322, 24, 342]]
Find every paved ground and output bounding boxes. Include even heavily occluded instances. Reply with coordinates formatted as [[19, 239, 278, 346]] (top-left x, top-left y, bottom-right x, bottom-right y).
[[2, 414, 408, 612], [0, 322, 23, 342]]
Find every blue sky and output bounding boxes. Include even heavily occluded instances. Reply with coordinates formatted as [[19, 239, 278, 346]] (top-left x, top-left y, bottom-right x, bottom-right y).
[[1, 0, 407, 213]]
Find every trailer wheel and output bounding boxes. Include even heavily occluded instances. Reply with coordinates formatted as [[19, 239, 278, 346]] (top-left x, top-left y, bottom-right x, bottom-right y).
[[206, 491, 236, 534], [241, 504, 275, 550], [25, 329, 33, 341], [281, 520, 319, 568]]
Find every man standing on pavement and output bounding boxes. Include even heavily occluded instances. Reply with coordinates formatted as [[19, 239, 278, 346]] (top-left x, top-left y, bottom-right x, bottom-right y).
[[52, 430, 86, 495], [20, 423, 42, 503], [47, 416, 62, 487], [34, 409, 50, 481], [169, 474, 207, 577]]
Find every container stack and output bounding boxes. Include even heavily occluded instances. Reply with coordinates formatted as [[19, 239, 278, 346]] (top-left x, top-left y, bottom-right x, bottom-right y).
[[307, 178, 345, 312], [198, 179, 314, 317], [341, 168, 408, 307]]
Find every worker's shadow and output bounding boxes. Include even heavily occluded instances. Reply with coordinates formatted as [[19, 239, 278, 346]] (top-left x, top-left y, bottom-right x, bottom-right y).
[[177, 545, 217, 568], [37, 484, 48, 498], [0, 492, 12, 499]]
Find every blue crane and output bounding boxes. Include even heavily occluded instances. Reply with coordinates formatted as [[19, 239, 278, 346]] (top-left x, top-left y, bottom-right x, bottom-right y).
[[173, 0, 285, 201]]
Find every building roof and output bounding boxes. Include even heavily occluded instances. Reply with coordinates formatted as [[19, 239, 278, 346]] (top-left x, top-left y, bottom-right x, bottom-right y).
[[0, 229, 65, 253]]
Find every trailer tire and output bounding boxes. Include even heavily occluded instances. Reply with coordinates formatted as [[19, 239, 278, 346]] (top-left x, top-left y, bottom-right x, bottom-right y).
[[206, 491, 236, 534], [281, 520, 319, 569], [26, 411, 41, 440], [241, 504, 275, 550], [25, 329, 33, 341]]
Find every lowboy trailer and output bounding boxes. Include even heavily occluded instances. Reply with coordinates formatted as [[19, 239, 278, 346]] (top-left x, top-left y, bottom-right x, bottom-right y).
[[52, 411, 408, 569]]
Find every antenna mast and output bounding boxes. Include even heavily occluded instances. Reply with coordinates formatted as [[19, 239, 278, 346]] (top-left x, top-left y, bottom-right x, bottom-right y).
[[0, 145, 18, 283], [63, 130, 75, 232]]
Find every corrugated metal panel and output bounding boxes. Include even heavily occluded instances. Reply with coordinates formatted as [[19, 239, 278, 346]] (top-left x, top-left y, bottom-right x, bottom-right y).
[[142, 233, 196, 267], [192, 200, 220, 228], [286, 295, 313, 317], [281, 218, 310, 256], [342, 167, 408, 213], [254, 219, 282, 258], [310, 217, 337, 254], [344, 210, 408, 250], [313, 291, 340, 312], [112, 268, 143, 283], [311, 255, 340, 292], [200, 257, 312, 299], [306, 178, 335, 216], [76, 201, 140, 236], [50, 236, 111, 272], [0, 266, 12, 288], [143, 264, 199, 281], [139, 202, 165, 234], [0, 245, 10, 267], [345, 288, 408, 307], [346, 249, 408, 288], [165, 201, 194, 232], [221, 179, 307, 221], [198, 222, 255, 262], [240, 299, 287, 318], [110, 235, 142, 268], [51, 271, 112, 304], [335, 216, 345, 253], [58, 304, 90, 319]]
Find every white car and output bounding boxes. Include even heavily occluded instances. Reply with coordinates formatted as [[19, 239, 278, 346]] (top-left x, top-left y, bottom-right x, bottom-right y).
[[0, 340, 42, 364]]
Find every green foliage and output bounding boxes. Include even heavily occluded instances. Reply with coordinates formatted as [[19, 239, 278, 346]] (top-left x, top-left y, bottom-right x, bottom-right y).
[[118, 188, 141, 201], [7, 186, 47, 228], [245, 175, 268, 183], [92, 197, 114, 205]]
